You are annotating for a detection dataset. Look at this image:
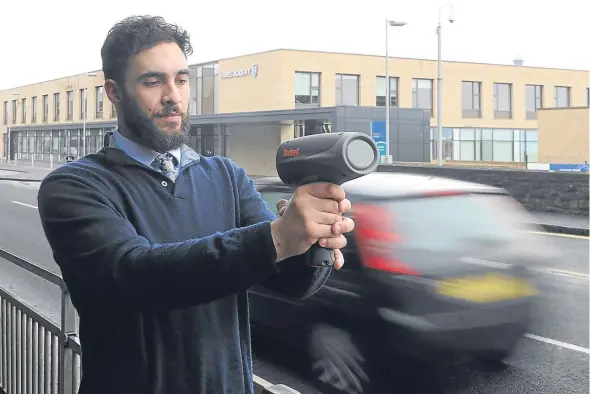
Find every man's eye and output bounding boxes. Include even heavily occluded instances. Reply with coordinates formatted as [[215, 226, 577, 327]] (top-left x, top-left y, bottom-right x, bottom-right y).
[[143, 80, 160, 87], [177, 79, 188, 85]]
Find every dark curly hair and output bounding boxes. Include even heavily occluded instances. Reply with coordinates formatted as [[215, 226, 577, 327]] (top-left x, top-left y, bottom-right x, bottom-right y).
[[101, 15, 193, 85]]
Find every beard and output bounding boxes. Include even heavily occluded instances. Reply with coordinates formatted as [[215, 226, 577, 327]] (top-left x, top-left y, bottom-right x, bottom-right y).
[[118, 90, 191, 153]]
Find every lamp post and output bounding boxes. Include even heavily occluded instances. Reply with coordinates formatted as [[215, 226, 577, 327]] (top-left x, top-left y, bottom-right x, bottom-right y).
[[436, 4, 455, 166], [384, 19, 407, 165], [7, 92, 19, 163], [82, 72, 98, 157]]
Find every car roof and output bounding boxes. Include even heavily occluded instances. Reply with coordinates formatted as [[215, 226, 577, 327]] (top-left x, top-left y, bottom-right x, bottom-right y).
[[253, 172, 507, 198]]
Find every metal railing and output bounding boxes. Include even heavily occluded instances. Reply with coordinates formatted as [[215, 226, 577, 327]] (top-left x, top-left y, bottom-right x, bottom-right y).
[[0, 247, 301, 394]]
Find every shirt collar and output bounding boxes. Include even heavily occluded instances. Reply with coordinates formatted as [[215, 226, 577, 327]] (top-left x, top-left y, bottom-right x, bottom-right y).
[[112, 128, 181, 167]]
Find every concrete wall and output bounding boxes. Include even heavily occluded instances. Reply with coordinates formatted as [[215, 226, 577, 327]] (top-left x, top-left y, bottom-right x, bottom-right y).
[[377, 164, 589, 215], [538, 107, 589, 164]]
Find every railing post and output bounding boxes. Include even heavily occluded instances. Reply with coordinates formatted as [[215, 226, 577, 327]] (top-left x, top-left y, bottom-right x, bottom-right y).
[[59, 286, 78, 394]]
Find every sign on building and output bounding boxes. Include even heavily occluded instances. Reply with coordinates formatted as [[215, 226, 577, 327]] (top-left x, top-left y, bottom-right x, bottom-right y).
[[221, 64, 259, 79], [370, 120, 387, 158]]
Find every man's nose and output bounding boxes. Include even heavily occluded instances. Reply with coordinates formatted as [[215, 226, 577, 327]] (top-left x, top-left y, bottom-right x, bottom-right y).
[[162, 82, 182, 105]]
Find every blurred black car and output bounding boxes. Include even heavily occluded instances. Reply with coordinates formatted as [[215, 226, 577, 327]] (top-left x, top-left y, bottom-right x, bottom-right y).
[[250, 172, 554, 394]]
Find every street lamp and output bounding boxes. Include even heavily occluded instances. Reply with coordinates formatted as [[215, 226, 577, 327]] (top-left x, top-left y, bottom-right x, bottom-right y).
[[436, 4, 455, 166], [385, 19, 407, 165], [7, 92, 20, 163], [82, 72, 98, 157]]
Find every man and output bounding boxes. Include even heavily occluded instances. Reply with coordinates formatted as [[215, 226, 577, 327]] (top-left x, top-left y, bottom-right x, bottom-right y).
[[37, 15, 354, 394]]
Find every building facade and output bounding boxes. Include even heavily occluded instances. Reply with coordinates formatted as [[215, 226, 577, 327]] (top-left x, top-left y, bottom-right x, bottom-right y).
[[1, 49, 588, 173]]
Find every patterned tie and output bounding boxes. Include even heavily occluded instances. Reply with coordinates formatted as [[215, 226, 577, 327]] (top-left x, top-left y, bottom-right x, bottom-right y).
[[151, 153, 178, 182]]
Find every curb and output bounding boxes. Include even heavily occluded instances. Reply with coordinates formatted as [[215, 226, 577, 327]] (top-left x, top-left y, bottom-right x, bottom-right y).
[[537, 223, 589, 237]]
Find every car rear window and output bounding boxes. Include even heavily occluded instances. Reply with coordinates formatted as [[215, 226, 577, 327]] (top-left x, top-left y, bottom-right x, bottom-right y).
[[386, 193, 535, 252]]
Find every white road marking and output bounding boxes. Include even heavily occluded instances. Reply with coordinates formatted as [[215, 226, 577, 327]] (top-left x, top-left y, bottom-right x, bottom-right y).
[[538, 268, 589, 279], [524, 333, 590, 355], [11, 201, 38, 210], [530, 231, 589, 240]]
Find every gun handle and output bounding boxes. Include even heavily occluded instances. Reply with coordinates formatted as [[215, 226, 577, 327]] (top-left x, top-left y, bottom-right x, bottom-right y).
[[306, 243, 335, 268]]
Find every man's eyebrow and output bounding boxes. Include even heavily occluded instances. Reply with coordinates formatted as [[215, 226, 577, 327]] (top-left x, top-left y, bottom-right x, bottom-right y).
[[137, 69, 190, 81]]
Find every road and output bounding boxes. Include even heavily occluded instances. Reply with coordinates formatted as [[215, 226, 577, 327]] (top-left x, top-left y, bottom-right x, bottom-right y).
[[0, 179, 588, 393]]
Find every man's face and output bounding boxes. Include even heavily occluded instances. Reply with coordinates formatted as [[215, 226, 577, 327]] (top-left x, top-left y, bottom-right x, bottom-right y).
[[119, 42, 191, 153]]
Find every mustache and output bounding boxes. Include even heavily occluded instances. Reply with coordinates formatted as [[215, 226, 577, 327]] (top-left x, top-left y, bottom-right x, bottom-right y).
[[152, 105, 186, 117]]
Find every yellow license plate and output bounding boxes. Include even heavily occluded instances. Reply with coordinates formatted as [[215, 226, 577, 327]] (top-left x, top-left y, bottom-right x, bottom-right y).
[[436, 273, 536, 303]]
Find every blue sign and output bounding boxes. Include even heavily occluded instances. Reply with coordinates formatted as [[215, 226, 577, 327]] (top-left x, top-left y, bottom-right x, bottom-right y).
[[370, 120, 387, 158], [549, 163, 589, 173]]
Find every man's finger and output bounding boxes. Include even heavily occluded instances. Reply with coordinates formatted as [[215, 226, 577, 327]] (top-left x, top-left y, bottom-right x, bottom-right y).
[[318, 234, 347, 250], [316, 212, 344, 226], [310, 196, 341, 215], [338, 199, 351, 213], [333, 249, 344, 270], [276, 199, 289, 216], [305, 183, 346, 202], [331, 217, 355, 235]]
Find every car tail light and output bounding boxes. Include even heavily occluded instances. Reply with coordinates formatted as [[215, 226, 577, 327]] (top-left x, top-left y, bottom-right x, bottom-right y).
[[353, 204, 419, 275]]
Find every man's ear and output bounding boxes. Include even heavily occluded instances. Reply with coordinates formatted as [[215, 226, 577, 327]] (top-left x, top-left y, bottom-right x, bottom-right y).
[[104, 79, 121, 104]]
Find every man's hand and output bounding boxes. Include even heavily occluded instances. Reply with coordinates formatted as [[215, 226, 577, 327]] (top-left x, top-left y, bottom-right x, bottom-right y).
[[270, 183, 354, 269]]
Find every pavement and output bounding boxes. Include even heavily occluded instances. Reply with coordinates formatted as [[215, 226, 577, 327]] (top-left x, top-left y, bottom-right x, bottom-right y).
[[0, 178, 588, 393]]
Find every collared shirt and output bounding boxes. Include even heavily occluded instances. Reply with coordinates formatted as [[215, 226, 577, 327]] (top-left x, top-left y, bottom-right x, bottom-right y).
[[109, 128, 182, 181], [112, 128, 181, 168]]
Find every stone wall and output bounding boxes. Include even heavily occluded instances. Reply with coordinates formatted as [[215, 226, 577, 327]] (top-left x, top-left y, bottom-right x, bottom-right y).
[[377, 164, 589, 216]]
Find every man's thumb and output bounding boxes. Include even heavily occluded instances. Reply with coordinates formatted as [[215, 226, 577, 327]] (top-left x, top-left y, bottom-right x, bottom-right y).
[[276, 199, 289, 216]]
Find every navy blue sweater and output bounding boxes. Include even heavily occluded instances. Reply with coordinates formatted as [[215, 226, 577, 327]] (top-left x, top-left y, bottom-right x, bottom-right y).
[[37, 145, 332, 394]]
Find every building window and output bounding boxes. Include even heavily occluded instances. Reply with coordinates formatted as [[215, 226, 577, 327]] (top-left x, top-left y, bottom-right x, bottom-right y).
[[111, 102, 117, 118], [525, 85, 543, 120], [95, 86, 104, 119], [587, 87, 590, 107], [412, 78, 433, 117], [493, 83, 512, 119], [201, 65, 216, 115], [31, 97, 37, 123], [21, 98, 27, 124], [53, 93, 60, 122], [376, 76, 399, 107], [189, 63, 219, 116], [42, 95, 48, 122], [461, 81, 481, 118], [431, 127, 538, 164], [11, 100, 17, 124], [67, 91, 74, 121], [554, 86, 570, 108], [294, 71, 320, 106], [335, 74, 360, 106], [2, 101, 7, 125], [79, 89, 87, 119]]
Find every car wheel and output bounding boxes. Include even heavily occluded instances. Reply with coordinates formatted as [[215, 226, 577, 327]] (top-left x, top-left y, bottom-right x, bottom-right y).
[[308, 323, 369, 394]]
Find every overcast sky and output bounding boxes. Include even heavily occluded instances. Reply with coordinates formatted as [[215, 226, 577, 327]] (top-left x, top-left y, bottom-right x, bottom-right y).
[[1, 0, 588, 91]]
